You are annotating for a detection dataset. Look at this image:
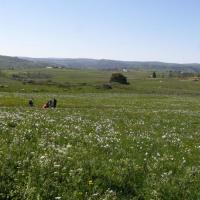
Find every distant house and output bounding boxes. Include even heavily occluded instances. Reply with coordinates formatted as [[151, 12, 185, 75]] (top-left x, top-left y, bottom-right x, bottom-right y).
[[122, 68, 128, 72], [46, 66, 53, 69]]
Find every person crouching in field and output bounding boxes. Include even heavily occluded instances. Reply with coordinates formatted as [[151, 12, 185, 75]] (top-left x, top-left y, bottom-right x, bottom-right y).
[[43, 99, 57, 108], [43, 101, 49, 108], [28, 99, 34, 107], [53, 98, 57, 108]]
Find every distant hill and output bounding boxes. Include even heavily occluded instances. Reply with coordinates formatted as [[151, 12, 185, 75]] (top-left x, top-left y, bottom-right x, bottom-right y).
[[0, 55, 47, 69], [22, 57, 200, 72], [1, 55, 200, 72]]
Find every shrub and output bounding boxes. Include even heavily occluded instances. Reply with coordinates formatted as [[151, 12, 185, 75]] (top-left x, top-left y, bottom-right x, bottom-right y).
[[110, 73, 128, 84], [152, 72, 157, 78]]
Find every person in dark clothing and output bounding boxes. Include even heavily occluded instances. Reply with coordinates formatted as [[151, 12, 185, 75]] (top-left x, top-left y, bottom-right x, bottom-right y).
[[29, 99, 34, 107], [48, 99, 53, 108], [53, 98, 57, 108]]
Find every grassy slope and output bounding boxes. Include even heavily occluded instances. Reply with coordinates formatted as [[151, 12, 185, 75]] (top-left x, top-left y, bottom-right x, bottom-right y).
[[1, 68, 200, 199], [1, 94, 200, 199], [1, 68, 200, 95]]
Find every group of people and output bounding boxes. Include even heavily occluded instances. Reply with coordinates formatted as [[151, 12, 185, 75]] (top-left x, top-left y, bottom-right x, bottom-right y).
[[28, 98, 57, 108], [43, 98, 57, 108]]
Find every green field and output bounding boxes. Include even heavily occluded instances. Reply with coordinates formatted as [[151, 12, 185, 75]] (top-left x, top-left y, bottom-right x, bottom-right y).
[[1, 68, 200, 199], [1, 68, 200, 95]]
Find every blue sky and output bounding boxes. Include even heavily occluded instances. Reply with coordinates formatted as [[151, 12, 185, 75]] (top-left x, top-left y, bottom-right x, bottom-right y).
[[0, 0, 200, 63]]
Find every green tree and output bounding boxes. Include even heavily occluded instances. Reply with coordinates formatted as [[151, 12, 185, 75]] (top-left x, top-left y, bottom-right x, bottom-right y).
[[110, 73, 128, 84], [152, 72, 157, 78]]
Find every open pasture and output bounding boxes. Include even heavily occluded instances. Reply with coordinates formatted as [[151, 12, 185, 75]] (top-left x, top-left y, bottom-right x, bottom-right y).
[[1, 68, 200, 95], [1, 93, 200, 199]]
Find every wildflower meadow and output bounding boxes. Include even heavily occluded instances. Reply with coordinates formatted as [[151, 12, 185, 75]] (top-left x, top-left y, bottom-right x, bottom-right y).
[[1, 93, 200, 199]]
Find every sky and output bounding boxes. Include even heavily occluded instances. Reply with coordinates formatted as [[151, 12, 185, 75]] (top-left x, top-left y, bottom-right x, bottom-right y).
[[0, 0, 200, 63]]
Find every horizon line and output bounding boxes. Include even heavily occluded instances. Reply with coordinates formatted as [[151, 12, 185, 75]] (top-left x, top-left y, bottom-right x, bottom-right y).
[[1, 54, 200, 65]]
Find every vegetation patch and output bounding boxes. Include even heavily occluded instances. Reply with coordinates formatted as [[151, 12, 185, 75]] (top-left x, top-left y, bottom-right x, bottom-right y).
[[0, 93, 200, 199], [110, 73, 129, 85]]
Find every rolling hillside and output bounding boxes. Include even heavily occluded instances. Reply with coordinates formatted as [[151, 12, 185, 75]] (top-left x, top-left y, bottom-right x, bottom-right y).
[[0, 55, 47, 69], [22, 57, 200, 72], [1, 55, 200, 72]]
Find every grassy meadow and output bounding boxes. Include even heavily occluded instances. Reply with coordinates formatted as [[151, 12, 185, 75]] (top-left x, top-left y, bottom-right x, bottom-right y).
[[1, 68, 200, 95], [1, 68, 200, 199]]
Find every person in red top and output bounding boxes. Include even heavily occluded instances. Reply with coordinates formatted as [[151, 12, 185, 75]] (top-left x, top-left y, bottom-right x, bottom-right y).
[[43, 102, 49, 108]]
